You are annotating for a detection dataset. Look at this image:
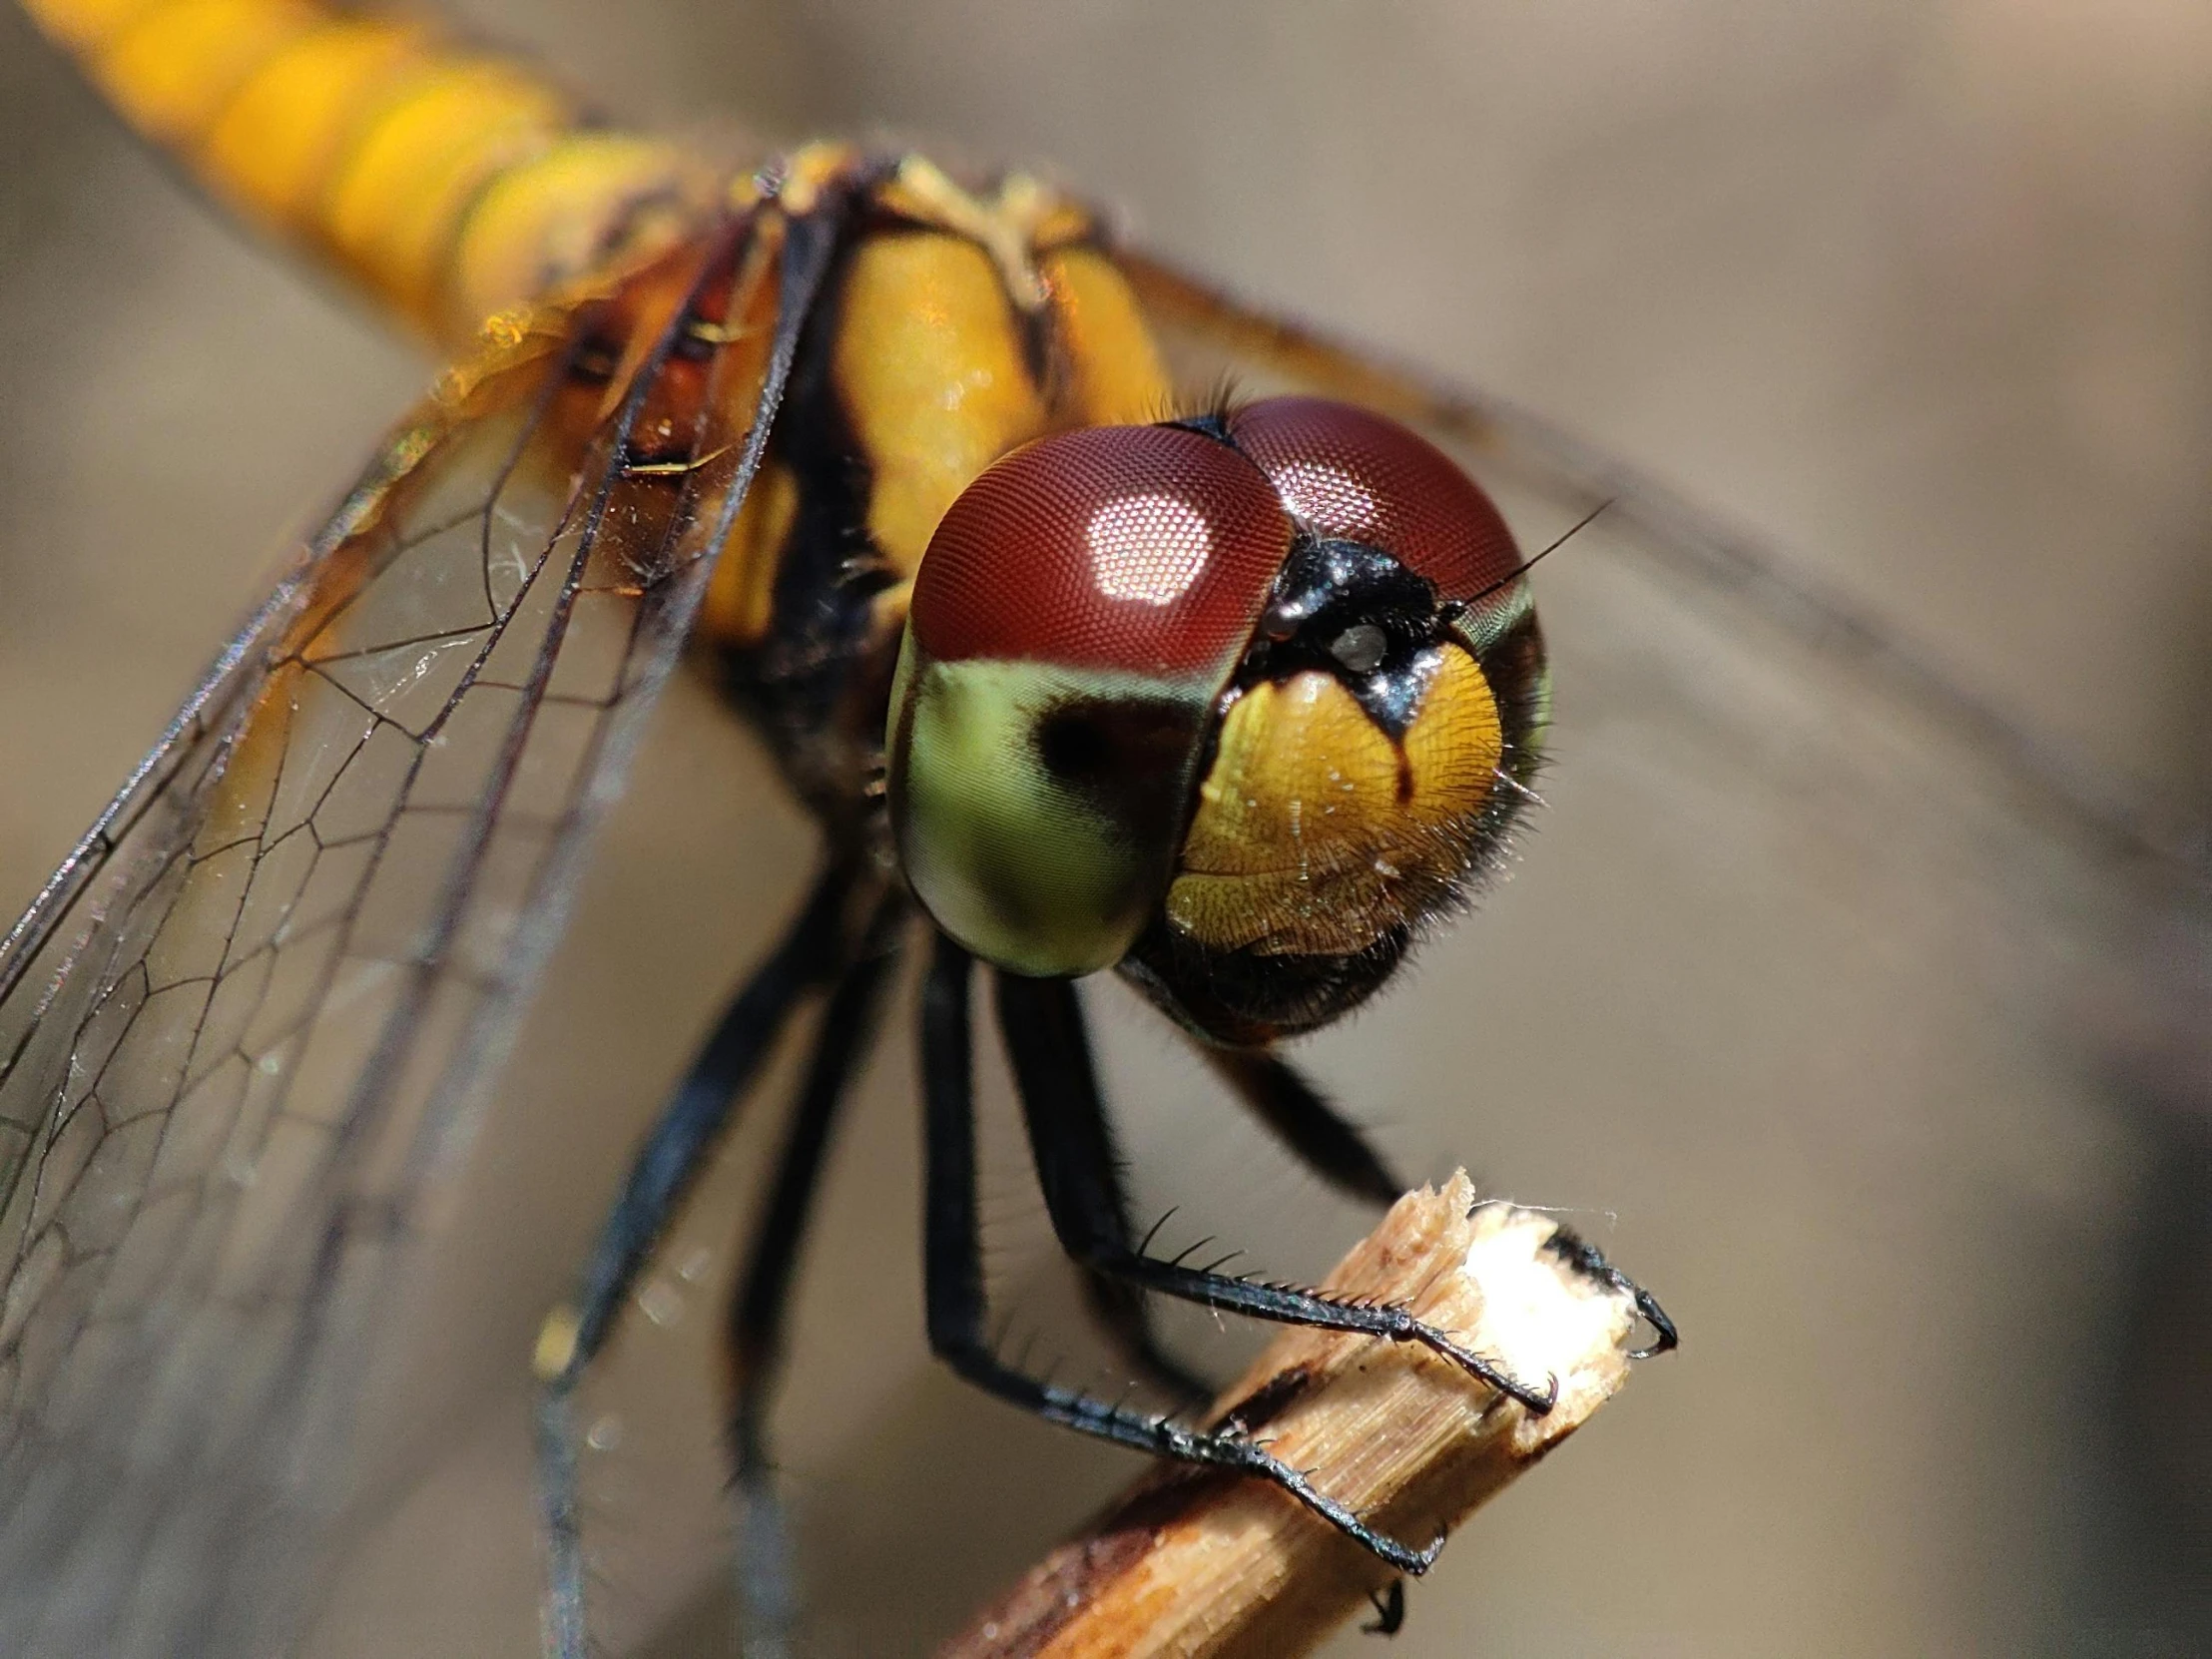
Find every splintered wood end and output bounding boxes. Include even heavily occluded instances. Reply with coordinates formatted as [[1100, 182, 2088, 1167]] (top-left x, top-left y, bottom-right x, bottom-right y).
[[938, 1174, 1658, 1659]]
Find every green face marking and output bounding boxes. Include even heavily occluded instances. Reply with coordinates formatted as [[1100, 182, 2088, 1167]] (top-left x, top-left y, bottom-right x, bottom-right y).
[[888, 633, 1209, 977]]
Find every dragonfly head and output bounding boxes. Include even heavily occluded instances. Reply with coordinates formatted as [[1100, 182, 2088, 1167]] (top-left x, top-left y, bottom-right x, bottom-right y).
[[887, 396, 1548, 1043]]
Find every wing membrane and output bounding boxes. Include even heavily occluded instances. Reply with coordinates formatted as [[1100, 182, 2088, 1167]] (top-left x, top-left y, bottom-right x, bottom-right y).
[[0, 204, 829, 1657], [1123, 251, 2212, 912]]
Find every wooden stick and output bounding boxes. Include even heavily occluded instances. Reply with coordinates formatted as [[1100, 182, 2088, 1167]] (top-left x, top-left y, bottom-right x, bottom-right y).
[[937, 1173, 1658, 1659]]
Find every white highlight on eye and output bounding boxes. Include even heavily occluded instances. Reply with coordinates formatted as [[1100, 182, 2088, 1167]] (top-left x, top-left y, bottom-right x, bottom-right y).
[[1087, 492, 1211, 604], [1271, 459, 1376, 532]]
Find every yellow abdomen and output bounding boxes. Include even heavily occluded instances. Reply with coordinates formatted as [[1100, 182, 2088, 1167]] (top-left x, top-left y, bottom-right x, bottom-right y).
[[25, 0, 715, 344]]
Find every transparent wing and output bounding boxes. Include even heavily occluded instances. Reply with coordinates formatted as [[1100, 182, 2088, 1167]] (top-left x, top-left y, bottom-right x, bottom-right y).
[[0, 206, 827, 1658], [1123, 252, 2210, 927], [1077, 254, 2212, 1659]]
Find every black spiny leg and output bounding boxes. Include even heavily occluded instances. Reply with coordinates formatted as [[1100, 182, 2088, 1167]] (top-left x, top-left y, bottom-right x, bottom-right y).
[[920, 936, 1446, 1577], [995, 972, 1558, 1414], [722, 896, 902, 1656], [1542, 1226, 1681, 1361], [1034, 985, 1216, 1405], [1081, 1242, 1217, 1407], [1209, 1036, 1681, 1368], [1204, 1044, 1408, 1208], [534, 865, 856, 1659], [1089, 1033, 1414, 1402]]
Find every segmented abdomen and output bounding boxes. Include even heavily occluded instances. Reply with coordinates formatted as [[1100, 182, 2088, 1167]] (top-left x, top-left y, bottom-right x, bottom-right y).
[[25, 0, 715, 342]]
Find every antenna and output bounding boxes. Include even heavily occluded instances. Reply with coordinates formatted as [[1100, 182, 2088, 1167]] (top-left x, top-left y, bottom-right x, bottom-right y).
[[1465, 497, 1614, 609]]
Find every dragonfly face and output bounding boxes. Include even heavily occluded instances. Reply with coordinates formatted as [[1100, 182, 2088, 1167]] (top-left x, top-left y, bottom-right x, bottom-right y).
[[890, 396, 1547, 1041]]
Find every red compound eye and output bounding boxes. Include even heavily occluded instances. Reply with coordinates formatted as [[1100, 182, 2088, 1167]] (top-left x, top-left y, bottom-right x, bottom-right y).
[[911, 424, 1292, 679], [1229, 396, 1521, 603]]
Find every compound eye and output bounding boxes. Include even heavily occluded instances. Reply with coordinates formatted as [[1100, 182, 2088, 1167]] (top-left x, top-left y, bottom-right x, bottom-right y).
[[909, 422, 1290, 680], [1229, 396, 1521, 603], [892, 423, 1293, 979]]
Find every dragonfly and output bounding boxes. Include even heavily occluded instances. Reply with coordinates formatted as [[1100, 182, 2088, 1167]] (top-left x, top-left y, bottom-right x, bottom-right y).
[[1, 3, 2203, 1657]]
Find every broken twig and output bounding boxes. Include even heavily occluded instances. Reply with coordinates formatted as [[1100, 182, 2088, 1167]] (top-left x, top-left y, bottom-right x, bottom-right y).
[[939, 1172, 1663, 1658]]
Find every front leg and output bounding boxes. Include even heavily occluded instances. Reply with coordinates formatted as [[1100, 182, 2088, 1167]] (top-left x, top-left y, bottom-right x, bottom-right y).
[[920, 934, 1445, 1577], [993, 971, 1558, 1414], [1202, 1043, 1409, 1208]]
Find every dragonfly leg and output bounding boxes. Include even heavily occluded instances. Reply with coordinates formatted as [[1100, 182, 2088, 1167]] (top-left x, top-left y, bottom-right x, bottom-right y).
[[920, 936, 1443, 1577], [995, 972, 1559, 1415], [1201, 1044, 1409, 1208], [533, 863, 858, 1659], [1080, 1254, 1218, 1406], [721, 896, 903, 1656], [1535, 1226, 1681, 1361], [1007, 985, 1215, 1404]]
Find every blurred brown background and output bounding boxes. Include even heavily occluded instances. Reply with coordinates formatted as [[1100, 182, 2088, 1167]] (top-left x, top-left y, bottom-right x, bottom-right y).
[[1, 2, 2208, 1656]]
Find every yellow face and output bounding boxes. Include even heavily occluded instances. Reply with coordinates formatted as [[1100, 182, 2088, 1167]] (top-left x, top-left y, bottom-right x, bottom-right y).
[[1120, 582, 1546, 1045], [1167, 642, 1505, 958]]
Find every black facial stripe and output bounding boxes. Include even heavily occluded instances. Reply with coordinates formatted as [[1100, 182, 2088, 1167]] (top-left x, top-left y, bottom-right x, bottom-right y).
[[1236, 534, 1447, 737], [1259, 536, 1435, 639], [1153, 417, 1471, 737]]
